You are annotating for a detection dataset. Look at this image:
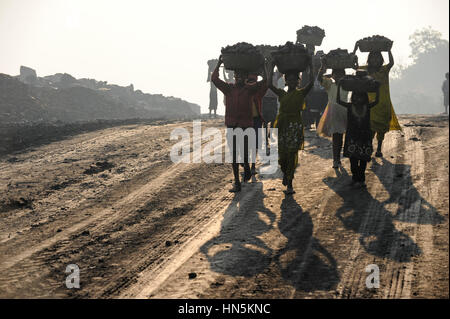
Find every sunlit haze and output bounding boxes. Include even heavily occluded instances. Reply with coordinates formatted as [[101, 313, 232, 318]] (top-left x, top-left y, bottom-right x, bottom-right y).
[[1, 0, 449, 115]]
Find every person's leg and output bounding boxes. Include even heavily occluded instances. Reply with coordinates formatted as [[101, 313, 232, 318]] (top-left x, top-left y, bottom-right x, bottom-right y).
[[243, 134, 251, 182], [350, 157, 359, 183], [285, 151, 298, 194], [251, 117, 261, 175], [359, 159, 367, 186], [230, 132, 241, 192], [375, 132, 385, 157], [279, 150, 288, 186], [332, 133, 343, 168], [265, 122, 271, 156]]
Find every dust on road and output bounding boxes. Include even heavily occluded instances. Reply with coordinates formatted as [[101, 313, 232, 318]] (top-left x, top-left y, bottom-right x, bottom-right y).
[[0, 115, 448, 299]]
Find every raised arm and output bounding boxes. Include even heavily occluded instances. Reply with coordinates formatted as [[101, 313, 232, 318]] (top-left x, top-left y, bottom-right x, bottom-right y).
[[211, 56, 231, 94], [317, 56, 327, 84], [368, 86, 380, 108], [352, 40, 360, 54], [336, 83, 352, 108], [386, 49, 394, 70], [300, 60, 314, 94]]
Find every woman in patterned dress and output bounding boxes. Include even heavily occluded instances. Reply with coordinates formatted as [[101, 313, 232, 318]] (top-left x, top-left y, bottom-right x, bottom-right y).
[[268, 62, 313, 194], [336, 75, 380, 188]]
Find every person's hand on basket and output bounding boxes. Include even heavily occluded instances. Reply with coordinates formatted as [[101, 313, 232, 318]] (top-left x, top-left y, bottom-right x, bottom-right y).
[[353, 55, 359, 70], [320, 56, 327, 70], [216, 55, 224, 69], [353, 40, 360, 54]]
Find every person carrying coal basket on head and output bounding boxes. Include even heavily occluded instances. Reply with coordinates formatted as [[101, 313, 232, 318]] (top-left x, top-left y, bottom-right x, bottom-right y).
[[211, 55, 267, 192], [316, 54, 352, 169], [336, 71, 380, 188], [246, 73, 268, 176], [268, 59, 314, 195], [353, 41, 401, 157]]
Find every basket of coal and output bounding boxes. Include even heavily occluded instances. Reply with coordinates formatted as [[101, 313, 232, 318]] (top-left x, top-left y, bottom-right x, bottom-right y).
[[324, 48, 358, 69], [313, 50, 325, 69], [221, 42, 265, 72], [357, 35, 393, 52], [256, 44, 278, 60], [296, 25, 326, 46], [339, 70, 380, 92], [271, 42, 311, 74]]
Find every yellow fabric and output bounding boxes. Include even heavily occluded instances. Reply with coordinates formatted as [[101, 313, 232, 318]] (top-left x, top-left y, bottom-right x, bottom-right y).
[[251, 100, 259, 117], [273, 88, 306, 150], [360, 65, 402, 133]]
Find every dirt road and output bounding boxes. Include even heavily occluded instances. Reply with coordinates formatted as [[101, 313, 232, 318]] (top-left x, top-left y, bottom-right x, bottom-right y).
[[0, 115, 448, 299]]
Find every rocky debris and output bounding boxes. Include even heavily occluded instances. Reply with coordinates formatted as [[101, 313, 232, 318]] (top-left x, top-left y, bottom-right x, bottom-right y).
[[0, 197, 33, 212], [0, 74, 48, 123], [83, 161, 115, 175], [2, 65, 201, 125], [188, 272, 197, 279], [19, 66, 37, 85]]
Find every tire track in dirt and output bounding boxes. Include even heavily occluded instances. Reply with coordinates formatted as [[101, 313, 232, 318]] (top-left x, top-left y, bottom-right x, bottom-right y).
[[0, 120, 229, 297]]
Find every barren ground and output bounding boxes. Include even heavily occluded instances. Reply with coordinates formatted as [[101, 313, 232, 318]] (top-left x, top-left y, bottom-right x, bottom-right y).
[[0, 115, 448, 299]]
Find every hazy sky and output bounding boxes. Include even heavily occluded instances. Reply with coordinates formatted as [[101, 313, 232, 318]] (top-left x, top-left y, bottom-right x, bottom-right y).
[[1, 0, 449, 115]]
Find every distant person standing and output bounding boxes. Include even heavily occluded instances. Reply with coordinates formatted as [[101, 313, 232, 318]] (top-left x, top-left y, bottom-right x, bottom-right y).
[[207, 59, 218, 118], [442, 72, 449, 115]]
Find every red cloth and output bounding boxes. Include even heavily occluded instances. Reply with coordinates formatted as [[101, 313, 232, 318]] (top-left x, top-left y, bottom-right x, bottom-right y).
[[212, 68, 267, 128], [252, 85, 267, 123]]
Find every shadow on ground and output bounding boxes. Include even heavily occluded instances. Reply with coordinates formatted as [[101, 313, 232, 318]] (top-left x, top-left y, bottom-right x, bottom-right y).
[[323, 167, 421, 262]]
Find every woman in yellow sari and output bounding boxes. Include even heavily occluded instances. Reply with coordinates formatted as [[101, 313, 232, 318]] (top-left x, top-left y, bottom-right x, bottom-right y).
[[268, 62, 313, 194], [353, 44, 401, 157]]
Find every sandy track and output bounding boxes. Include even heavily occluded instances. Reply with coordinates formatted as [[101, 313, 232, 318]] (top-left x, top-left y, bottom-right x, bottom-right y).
[[0, 115, 448, 298]]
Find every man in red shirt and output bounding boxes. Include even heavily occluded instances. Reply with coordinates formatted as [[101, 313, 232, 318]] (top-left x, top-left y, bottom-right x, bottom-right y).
[[247, 73, 268, 176], [211, 56, 267, 192]]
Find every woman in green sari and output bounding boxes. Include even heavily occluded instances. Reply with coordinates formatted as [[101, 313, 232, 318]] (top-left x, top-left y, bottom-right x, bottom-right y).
[[268, 62, 313, 194]]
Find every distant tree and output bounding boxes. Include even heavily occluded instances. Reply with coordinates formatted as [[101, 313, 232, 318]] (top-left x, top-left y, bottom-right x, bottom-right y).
[[409, 27, 448, 62], [391, 27, 449, 114]]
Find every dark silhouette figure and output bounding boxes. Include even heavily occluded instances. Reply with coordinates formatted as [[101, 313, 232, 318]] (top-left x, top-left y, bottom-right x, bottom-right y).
[[323, 169, 421, 262], [274, 196, 339, 291], [442, 72, 449, 115], [200, 182, 276, 277], [370, 158, 444, 225]]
